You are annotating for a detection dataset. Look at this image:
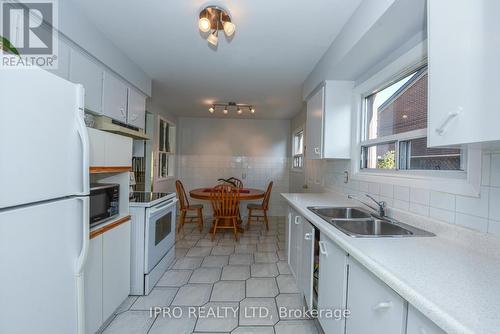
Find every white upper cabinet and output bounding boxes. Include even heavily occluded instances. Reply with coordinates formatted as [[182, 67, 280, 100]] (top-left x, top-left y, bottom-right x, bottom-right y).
[[306, 81, 353, 159], [428, 0, 500, 147], [69, 49, 103, 114], [102, 72, 128, 123], [345, 258, 406, 334], [127, 88, 146, 129]]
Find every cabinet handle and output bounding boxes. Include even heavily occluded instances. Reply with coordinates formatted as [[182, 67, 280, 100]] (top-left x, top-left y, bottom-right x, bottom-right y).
[[319, 241, 328, 256], [314, 147, 320, 155], [373, 301, 392, 311], [304, 232, 313, 240], [120, 108, 126, 118], [130, 113, 138, 121], [435, 108, 462, 135], [294, 216, 301, 225]]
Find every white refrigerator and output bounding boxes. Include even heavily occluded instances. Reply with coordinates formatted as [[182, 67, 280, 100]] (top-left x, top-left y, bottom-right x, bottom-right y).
[[0, 69, 90, 334]]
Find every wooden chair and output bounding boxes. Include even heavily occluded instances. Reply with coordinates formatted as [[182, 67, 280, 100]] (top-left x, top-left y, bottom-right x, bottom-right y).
[[175, 180, 204, 232], [228, 177, 243, 188], [247, 181, 273, 231], [210, 184, 240, 241]]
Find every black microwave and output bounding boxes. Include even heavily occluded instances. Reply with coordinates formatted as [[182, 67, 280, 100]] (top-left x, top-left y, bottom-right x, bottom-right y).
[[90, 183, 119, 227]]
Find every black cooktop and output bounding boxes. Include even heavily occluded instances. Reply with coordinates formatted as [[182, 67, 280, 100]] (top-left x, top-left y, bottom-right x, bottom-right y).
[[130, 192, 174, 203]]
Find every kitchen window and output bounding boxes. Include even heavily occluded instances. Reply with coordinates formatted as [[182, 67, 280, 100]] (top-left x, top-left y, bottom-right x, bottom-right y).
[[157, 117, 175, 180], [360, 66, 464, 172], [292, 129, 304, 169]]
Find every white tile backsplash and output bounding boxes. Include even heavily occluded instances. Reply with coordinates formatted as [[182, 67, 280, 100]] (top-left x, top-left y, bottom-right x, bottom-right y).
[[179, 155, 289, 216], [429, 191, 456, 211], [311, 152, 500, 236]]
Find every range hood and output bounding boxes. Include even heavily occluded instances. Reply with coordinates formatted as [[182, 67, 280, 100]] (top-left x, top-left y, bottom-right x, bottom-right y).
[[95, 116, 149, 140]]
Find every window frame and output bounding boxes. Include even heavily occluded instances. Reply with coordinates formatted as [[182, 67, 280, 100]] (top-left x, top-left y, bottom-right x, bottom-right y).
[[156, 116, 176, 181], [292, 128, 305, 171], [350, 42, 481, 197]]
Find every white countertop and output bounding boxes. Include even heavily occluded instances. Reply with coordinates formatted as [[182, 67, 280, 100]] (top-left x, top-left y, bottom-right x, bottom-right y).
[[281, 192, 500, 334]]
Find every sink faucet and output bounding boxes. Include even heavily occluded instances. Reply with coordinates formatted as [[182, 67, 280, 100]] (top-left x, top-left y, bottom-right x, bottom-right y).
[[348, 194, 386, 218]]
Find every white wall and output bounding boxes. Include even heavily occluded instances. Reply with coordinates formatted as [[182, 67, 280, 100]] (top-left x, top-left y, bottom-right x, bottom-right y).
[[302, 0, 426, 99], [59, 0, 151, 95], [177, 117, 290, 217]]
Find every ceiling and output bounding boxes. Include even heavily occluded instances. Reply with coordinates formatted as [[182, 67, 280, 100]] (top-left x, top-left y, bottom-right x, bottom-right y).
[[70, 0, 362, 119]]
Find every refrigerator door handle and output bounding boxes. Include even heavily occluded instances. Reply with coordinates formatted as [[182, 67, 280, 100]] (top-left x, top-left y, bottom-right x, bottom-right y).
[[75, 196, 89, 334], [75, 85, 89, 196]]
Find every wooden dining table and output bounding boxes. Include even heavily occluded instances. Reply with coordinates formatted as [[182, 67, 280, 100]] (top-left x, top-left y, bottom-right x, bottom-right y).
[[189, 187, 266, 201], [189, 187, 266, 232]]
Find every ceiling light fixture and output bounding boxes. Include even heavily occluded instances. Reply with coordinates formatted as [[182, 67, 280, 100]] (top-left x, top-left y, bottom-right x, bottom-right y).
[[209, 102, 255, 115], [198, 6, 235, 46]]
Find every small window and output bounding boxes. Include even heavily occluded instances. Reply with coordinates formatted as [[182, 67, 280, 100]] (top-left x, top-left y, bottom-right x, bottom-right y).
[[292, 130, 304, 169], [158, 117, 175, 179], [361, 66, 463, 171]]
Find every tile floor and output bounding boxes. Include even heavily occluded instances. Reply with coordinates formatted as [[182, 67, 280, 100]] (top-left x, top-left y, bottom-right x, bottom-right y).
[[100, 217, 321, 334]]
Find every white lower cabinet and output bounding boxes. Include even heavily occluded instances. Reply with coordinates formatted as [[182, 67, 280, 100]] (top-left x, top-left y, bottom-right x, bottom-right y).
[[317, 235, 348, 334], [345, 258, 406, 334], [85, 220, 131, 334], [84, 235, 103, 334], [407, 305, 446, 334], [299, 220, 315, 309], [288, 210, 302, 279], [102, 220, 131, 320]]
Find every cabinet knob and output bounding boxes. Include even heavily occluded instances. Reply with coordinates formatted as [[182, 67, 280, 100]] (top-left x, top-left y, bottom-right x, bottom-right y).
[[314, 147, 320, 155], [304, 232, 313, 240], [294, 216, 301, 225], [130, 113, 138, 121], [435, 107, 462, 135], [120, 108, 126, 118], [372, 301, 392, 311]]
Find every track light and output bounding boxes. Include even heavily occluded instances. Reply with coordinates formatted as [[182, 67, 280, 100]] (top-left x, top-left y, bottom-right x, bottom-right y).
[[208, 102, 255, 115], [237, 108, 242, 114], [223, 21, 236, 36], [250, 107, 255, 113], [198, 17, 211, 32], [198, 6, 235, 47], [223, 107, 228, 114], [207, 30, 218, 46], [209, 106, 215, 113]]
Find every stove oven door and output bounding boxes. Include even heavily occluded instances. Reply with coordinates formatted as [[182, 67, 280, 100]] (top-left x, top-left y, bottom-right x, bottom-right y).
[[145, 198, 177, 273]]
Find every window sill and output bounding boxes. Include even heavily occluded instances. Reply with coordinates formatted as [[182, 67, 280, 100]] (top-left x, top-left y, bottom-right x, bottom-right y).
[[157, 176, 175, 182], [291, 168, 304, 173]]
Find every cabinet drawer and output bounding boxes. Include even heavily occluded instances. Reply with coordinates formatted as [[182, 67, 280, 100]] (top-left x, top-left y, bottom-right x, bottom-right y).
[[407, 305, 446, 334], [346, 258, 406, 334]]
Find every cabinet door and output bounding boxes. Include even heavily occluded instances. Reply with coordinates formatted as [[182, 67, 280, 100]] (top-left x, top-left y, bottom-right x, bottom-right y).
[[102, 72, 128, 123], [346, 258, 406, 334], [104, 132, 133, 166], [69, 49, 103, 113], [317, 235, 348, 334], [102, 221, 131, 321], [306, 86, 324, 160], [428, 0, 500, 146], [407, 305, 446, 334], [289, 212, 302, 279], [85, 235, 103, 334], [127, 88, 146, 129], [300, 221, 315, 309]]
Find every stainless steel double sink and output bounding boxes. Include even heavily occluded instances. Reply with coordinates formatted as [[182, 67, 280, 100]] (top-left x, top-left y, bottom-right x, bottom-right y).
[[308, 207, 434, 238]]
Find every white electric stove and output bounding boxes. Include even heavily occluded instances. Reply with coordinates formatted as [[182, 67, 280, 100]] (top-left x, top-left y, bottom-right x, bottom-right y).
[[129, 192, 177, 295]]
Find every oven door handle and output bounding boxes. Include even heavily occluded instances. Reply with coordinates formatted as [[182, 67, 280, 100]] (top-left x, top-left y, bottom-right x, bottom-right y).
[[148, 199, 178, 216]]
